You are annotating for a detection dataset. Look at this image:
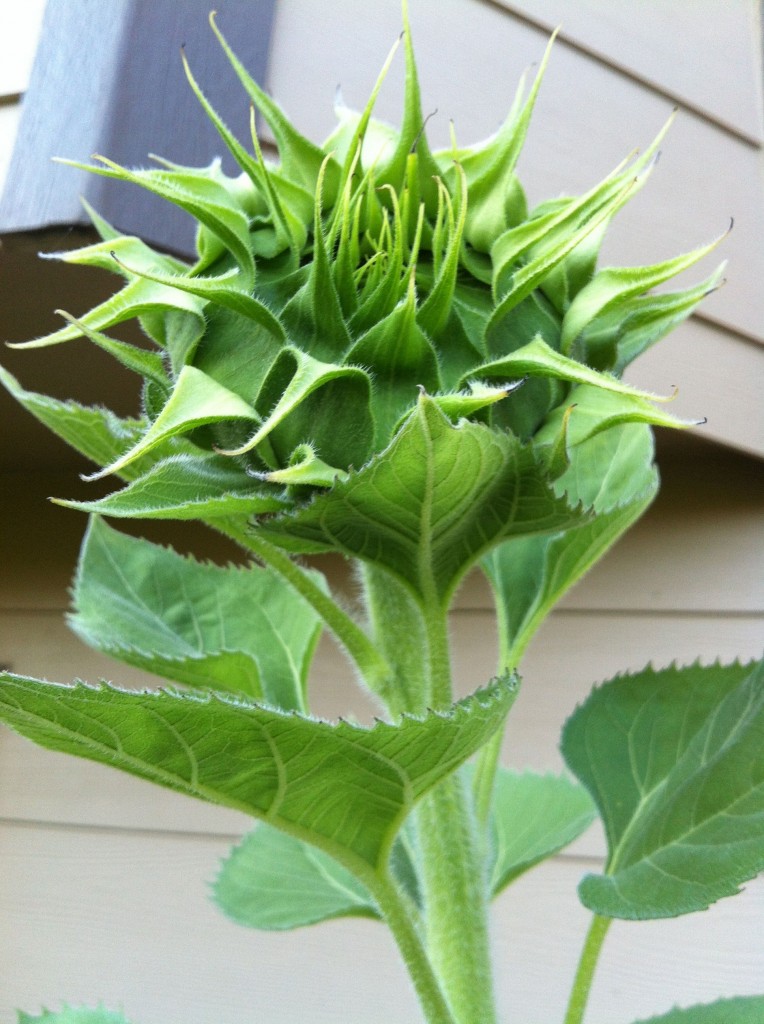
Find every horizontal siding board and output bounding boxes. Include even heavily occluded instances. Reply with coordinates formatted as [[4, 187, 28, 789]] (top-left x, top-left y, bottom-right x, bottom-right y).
[[1, 823, 761, 1022], [0, 822, 422, 1024], [2, 610, 761, 858], [494, 0, 764, 143], [267, 0, 763, 343]]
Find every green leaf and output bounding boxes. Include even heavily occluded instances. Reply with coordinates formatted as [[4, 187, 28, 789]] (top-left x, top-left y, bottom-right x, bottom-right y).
[[631, 997, 764, 1024], [18, 1009, 132, 1024], [218, 347, 373, 472], [562, 659, 764, 919], [279, 167, 352, 363], [190, 305, 284, 404], [0, 672, 515, 874], [417, 171, 468, 340], [54, 313, 169, 387], [44, 232, 189, 277], [12, 236, 206, 357], [445, 32, 554, 252], [605, 264, 726, 373], [482, 484, 656, 667], [488, 172, 637, 328], [87, 365, 260, 480], [540, 409, 659, 514], [347, 281, 441, 444], [0, 366, 148, 475], [560, 234, 727, 357], [261, 394, 586, 608], [375, 7, 442, 217], [181, 46, 306, 262], [537, 219, 605, 315], [69, 517, 323, 710], [214, 823, 380, 929], [209, 11, 338, 200], [10, 275, 206, 357], [56, 453, 287, 521], [59, 156, 256, 286], [489, 769, 596, 895], [257, 443, 349, 488], [322, 35, 400, 197], [465, 337, 677, 408], [110, 256, 286, 340]]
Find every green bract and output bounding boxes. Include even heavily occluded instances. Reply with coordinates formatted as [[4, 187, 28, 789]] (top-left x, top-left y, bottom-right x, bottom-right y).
[[6, 13, 719, 550]]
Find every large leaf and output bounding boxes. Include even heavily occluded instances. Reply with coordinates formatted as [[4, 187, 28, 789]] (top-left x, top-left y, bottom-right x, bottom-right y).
[[260, 394, 585, 609], [632, 997, 764, 1024], [489, 769, 596, 896], [0, 672, 515, 875], [69, 517, 323, 711], [213, 823, 379, 929], [18, 1009, 132, 1024], [562, 659, 764, 919]]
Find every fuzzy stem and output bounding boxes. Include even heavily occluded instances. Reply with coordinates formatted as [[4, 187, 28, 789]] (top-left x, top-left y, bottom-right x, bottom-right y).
[[563, 914, 612, 1024], [416, 775, 498, 1024], [415, 600, 498, 1024], [358, 563, 429, 715], [369, 870, 458, 1024], [226, 524, 391, 690]]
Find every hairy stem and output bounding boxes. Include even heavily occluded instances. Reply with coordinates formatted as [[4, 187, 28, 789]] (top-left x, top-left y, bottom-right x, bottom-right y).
[[225, 524, 391, 690], [358, 563, 429, 715], [416, 775, 498, 1024], [369, 870, 458, 1024], [415, 600, 498, 1024], [563, 914, 612, 1024]]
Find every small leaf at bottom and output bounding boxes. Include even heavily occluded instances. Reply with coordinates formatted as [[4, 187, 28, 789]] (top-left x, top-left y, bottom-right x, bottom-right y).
[[489, 768, 596, 896], [18, 1008, 132, 1024], [214, 823, 379, 929], [631, 995, 764, 1024]]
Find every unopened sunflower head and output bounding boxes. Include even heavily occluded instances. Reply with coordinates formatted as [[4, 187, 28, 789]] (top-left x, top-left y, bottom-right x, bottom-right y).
[[4, 10, 723, 525]]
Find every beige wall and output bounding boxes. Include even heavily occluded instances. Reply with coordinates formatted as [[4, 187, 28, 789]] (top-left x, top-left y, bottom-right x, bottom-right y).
[[1, 1, 763, 1022]]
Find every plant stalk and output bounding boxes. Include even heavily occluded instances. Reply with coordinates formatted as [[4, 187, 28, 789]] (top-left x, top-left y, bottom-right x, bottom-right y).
[[416, 776, 498, 1024], [370, 871, 458, 1024], [415, 600, 498, 1024], [563, 913, 612, 1024], [358, 563, 429, 714], [225, 523, 391, 689]]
